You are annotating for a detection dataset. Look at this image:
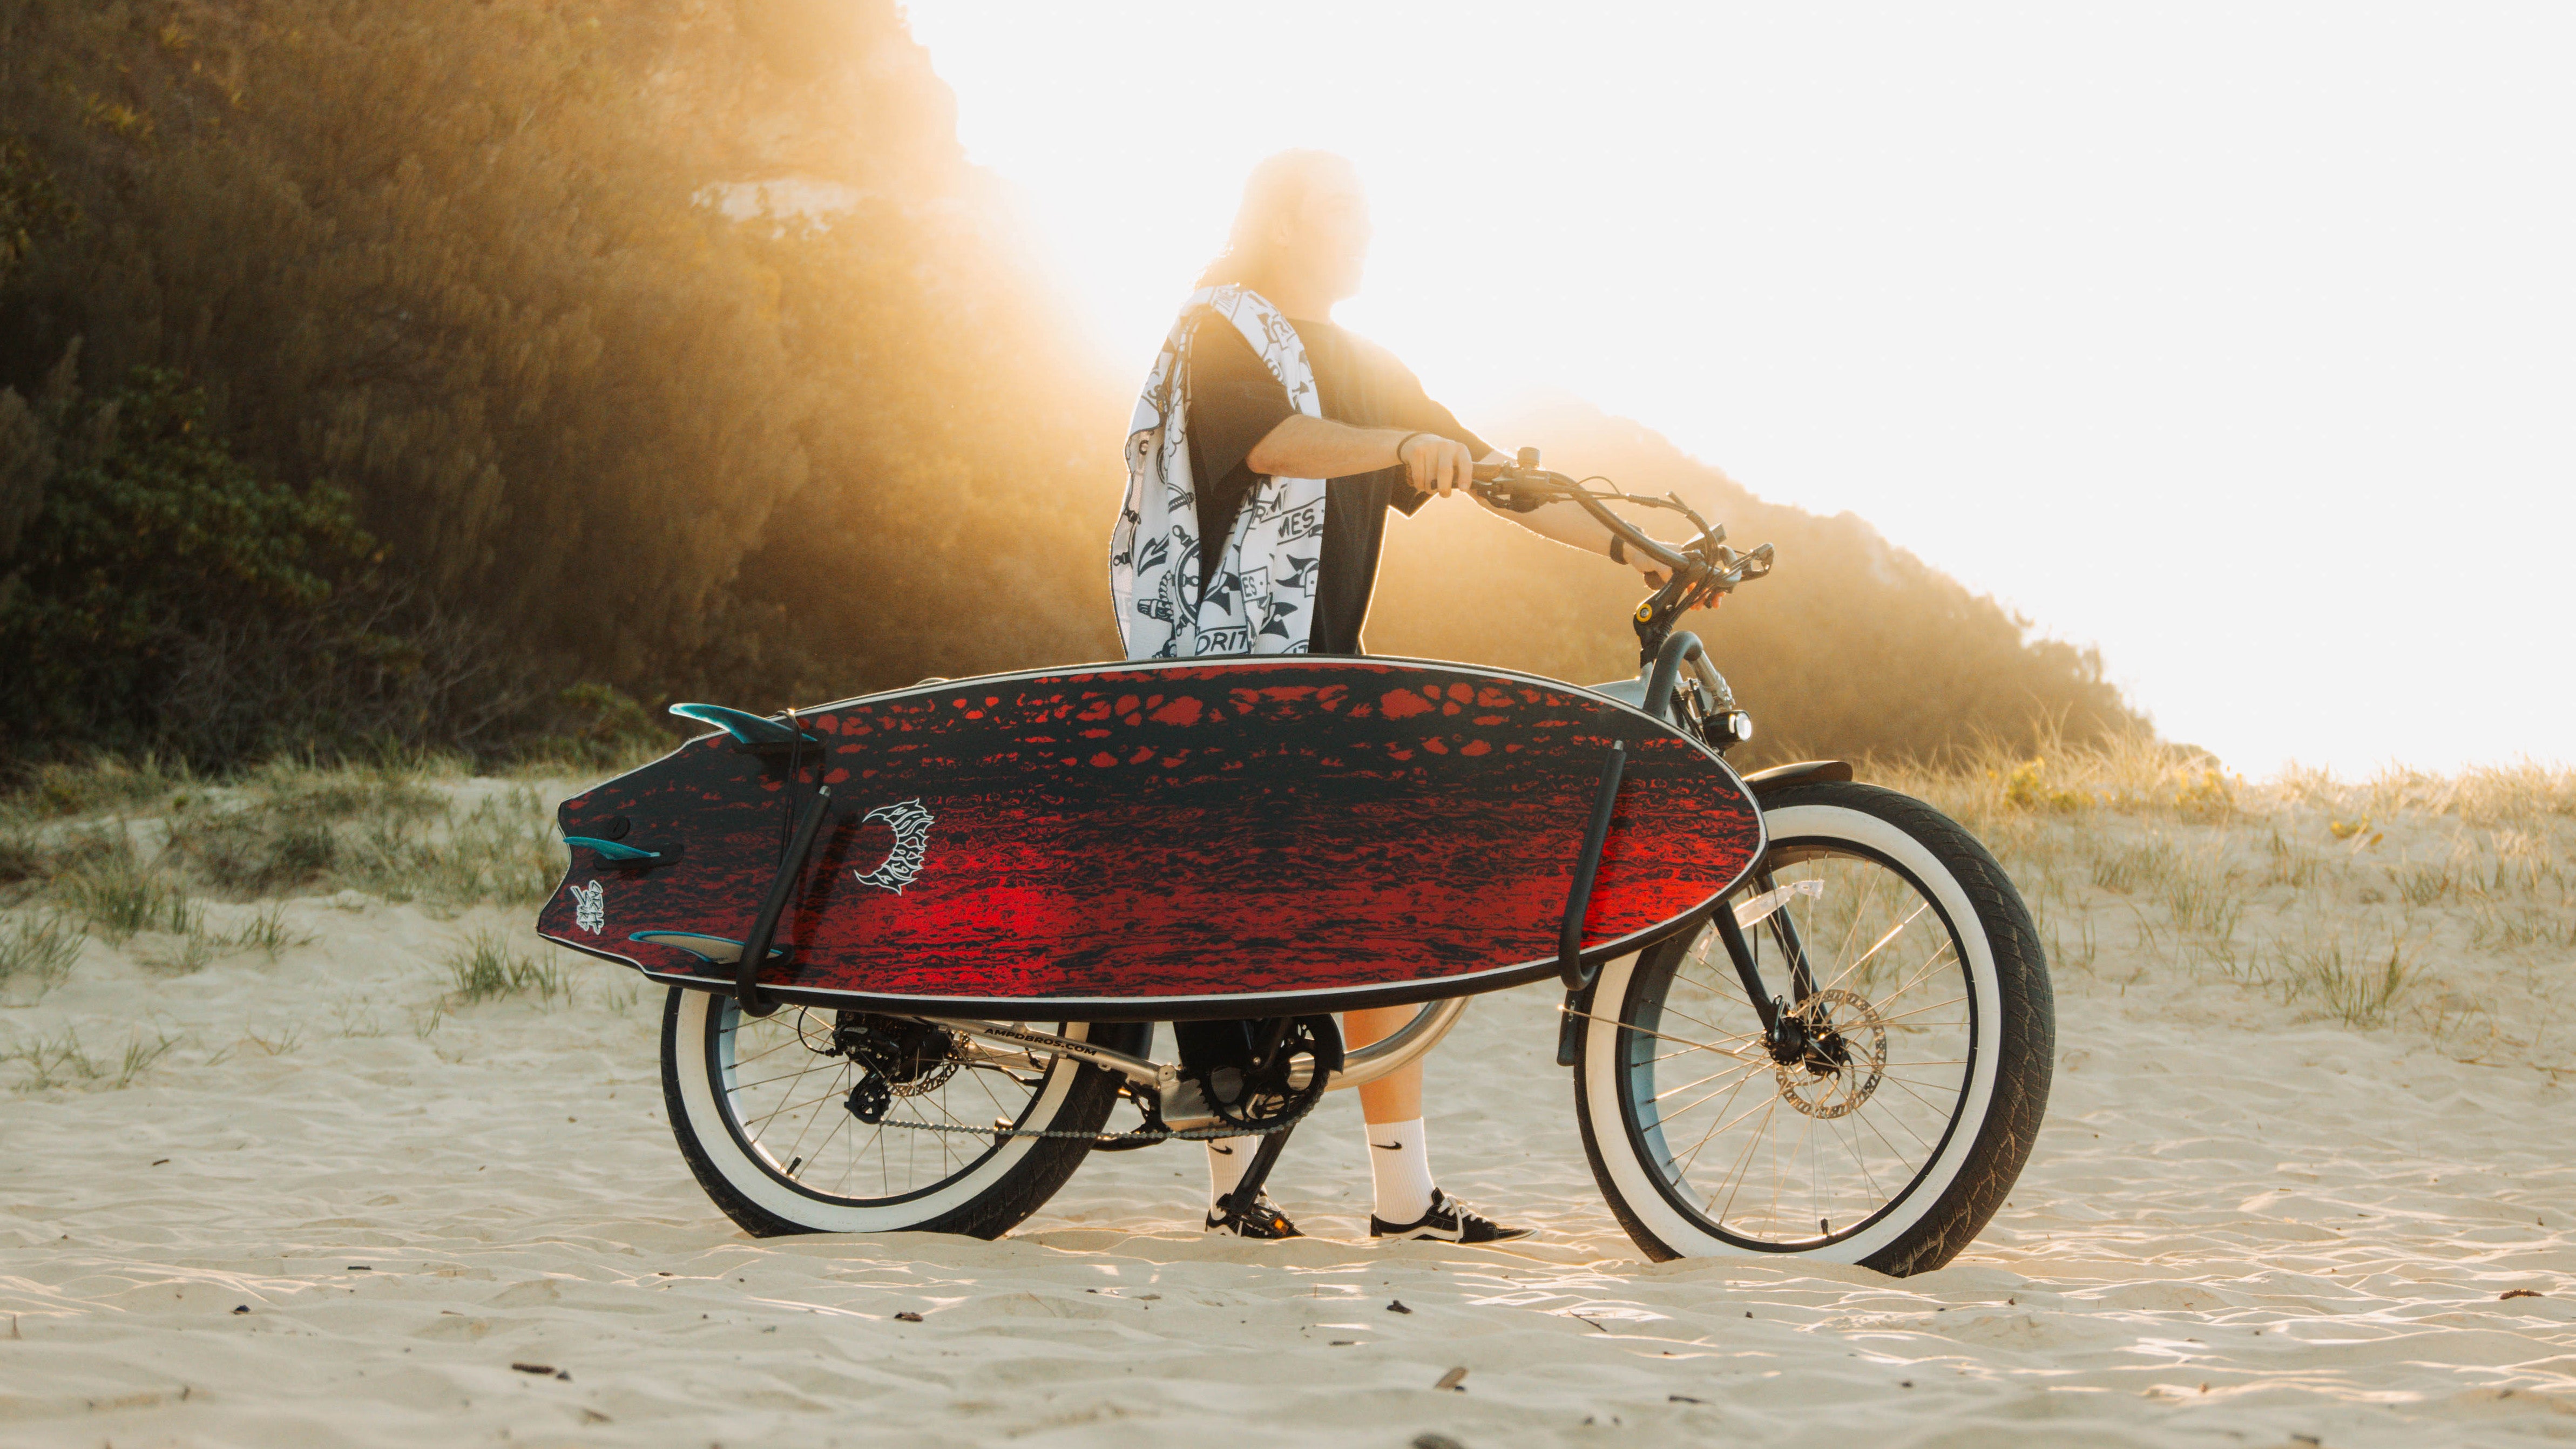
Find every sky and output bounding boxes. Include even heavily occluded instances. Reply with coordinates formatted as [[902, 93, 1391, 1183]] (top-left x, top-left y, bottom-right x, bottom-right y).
[[902, 3, 2572, 779]]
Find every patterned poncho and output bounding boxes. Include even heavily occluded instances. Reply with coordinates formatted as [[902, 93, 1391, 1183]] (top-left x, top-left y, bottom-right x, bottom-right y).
[[1108, 286, 1326, 659]]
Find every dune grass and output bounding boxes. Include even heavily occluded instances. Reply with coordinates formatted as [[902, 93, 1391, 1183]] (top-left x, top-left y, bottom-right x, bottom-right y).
[[1876, 733, 2573, 1051], [0, 912, 85, 998], [53, 838, 198, 941], [3, 1026, 184, 1092], [441, 929, 570, 1007], [409, 929, 582, 1043]]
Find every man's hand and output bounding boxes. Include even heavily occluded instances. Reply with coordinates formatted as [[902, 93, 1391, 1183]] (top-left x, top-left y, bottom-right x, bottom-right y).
[[1398, 433, 1475, 499], [1622, 543, 1670, 590]]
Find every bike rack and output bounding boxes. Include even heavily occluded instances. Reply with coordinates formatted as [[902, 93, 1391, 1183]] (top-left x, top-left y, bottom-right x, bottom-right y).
[[733, 784, 833, 1018], [1558, 740, 1630, 991]]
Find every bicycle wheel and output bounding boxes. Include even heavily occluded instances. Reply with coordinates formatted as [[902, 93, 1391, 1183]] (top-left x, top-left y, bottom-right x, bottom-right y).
[[660, 987, 1148, 1238], [1572, 781, 2052, 1274]]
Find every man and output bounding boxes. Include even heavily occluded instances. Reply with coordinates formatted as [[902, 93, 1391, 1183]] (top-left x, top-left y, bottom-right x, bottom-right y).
[[1110, 150, 1668, 1242]]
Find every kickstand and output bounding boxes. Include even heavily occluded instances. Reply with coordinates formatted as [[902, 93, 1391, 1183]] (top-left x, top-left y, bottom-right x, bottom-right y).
[[1213, 1121, 1300, 1228]]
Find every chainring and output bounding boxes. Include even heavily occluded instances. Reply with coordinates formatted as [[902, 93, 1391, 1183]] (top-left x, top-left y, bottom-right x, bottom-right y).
[[1206, 1014, 1342, 1133]]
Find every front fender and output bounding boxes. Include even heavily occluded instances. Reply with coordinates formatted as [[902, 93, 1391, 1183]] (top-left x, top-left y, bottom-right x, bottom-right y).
[[1740, 759, 1856, 801]]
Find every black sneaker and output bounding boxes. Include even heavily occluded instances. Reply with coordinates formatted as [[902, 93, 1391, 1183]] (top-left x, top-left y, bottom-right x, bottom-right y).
[[1205, 1194, 1303, 1240], [1370, 1188, 1531, 1243]]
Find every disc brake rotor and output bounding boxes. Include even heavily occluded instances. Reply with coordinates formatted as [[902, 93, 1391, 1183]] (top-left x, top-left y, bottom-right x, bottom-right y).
[[1774, 987, 1889, 1119]]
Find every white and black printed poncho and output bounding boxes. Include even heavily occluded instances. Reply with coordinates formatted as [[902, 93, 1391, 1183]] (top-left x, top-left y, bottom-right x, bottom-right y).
[[1108, 286, 1326, 660]]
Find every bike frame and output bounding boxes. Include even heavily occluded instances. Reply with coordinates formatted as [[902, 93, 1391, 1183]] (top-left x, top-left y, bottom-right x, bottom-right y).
[[921, 993, 1471, 1096]]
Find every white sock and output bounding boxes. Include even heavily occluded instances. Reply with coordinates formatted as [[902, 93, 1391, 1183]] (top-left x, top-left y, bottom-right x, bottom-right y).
[[1204, 1137, 1256, 1214], [1366, 1118, 1435, 1224]]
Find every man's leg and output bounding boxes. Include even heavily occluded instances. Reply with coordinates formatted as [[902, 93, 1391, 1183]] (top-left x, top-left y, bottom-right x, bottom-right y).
[[1344, 1006, 1434, 1222], [1343, 1005, 1530, 1243]]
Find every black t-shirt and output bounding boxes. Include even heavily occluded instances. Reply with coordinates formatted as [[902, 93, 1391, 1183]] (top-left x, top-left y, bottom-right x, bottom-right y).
[[1184, 315, 1490, 655]]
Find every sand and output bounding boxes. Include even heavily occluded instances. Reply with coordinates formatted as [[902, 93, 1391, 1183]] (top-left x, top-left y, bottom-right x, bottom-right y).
[[4, 861, 2574, 1446]]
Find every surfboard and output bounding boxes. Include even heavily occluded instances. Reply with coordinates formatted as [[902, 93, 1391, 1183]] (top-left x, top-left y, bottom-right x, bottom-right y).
[[533, 656, 1763, 1018]]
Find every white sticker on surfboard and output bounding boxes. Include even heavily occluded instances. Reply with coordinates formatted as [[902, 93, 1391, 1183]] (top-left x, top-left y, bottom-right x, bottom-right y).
[[571, 878, 605, 934], [855, 800, 935, 895]]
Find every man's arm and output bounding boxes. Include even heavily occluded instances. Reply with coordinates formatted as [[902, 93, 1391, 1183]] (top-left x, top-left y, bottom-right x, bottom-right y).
[[1253, 419, 1673, 586], [1246, 416, 1480, 499]]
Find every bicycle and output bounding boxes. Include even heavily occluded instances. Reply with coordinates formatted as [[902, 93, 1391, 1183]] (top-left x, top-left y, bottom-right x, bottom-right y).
[[537, 450, 2053, 1275]]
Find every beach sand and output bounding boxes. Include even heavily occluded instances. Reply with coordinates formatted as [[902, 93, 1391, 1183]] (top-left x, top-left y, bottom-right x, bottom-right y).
[[4, 821, 2574, 1446]]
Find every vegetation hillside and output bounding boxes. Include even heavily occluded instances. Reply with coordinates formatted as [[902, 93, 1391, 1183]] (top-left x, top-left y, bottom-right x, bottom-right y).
[[0, 0, 1126, 764], [1372, 396, 2144, 765], [3, 0, 2140, 773]]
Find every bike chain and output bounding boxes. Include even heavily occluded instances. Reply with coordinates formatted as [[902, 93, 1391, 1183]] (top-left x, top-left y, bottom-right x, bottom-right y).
[[823, 1016, 1325, 1145]]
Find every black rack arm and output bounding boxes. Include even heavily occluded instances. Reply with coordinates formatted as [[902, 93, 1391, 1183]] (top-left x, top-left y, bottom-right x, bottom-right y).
[[1558, 741, 1630, 990], [734, 786, 833, 1018]]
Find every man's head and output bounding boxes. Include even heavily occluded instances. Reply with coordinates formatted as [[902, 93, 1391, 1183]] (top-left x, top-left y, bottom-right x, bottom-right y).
[[1198, 150, 1371, 311]]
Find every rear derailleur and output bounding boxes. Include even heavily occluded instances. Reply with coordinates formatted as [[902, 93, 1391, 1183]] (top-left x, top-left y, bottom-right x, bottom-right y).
[[820, 1013, 961, 1124]]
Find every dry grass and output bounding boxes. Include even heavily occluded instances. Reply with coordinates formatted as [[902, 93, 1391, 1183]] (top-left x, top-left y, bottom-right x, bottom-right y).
[[3, 756, 564, 919], [1878, 734, 2574, 1057]]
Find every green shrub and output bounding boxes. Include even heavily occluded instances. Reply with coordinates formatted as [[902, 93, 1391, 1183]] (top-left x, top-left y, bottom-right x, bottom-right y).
[[0, 367, 373, 757]]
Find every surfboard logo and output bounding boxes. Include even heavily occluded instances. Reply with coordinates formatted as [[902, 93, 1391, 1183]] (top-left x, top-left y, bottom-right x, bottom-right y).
[[570, 878, 605, 934], [855, 800, 935, 895]]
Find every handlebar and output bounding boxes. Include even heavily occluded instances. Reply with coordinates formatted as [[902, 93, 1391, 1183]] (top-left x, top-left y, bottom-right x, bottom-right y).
[[1465, 455, 1775, 596]]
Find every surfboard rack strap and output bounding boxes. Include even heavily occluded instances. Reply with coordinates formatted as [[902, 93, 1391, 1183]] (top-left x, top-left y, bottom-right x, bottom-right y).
[[1558, 740, 1630, 991], [733, 785, 833, 1017]]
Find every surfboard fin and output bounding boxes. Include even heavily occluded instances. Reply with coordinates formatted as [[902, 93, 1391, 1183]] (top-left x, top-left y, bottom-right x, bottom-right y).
[[564, 836, 685, 869], [629, 931, 788, 965], [668, 703, 818, 752]]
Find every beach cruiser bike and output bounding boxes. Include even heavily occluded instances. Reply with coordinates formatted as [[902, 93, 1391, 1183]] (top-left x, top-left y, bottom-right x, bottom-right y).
[[536, 450, 2053, 1276]]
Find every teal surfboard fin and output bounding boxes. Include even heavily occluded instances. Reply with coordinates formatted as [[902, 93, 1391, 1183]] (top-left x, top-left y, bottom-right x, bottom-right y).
[[668, 702, 817, 751], [630, 931, 788, 965], [563, 836, 682, 869]]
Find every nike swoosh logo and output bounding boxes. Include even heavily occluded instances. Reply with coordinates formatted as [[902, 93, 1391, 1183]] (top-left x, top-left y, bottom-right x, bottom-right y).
[[1210, 1146, 1234, 1155], [1371, 1140, 1404, 1151]]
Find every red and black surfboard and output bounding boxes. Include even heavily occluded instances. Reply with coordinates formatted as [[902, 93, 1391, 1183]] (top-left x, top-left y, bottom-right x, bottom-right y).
[[533, 657, 1763, 1017]]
